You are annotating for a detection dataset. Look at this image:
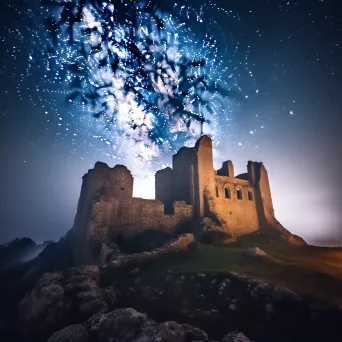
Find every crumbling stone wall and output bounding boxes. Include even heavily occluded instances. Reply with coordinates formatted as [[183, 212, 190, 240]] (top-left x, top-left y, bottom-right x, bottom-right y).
[[90, 199, 193, 242]]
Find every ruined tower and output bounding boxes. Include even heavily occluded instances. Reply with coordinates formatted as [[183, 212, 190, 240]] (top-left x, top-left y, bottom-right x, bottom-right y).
[[70, 163, 133, 265]]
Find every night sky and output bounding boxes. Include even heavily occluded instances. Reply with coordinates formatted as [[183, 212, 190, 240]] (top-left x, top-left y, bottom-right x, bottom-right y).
[[0, 0, 341, 246]]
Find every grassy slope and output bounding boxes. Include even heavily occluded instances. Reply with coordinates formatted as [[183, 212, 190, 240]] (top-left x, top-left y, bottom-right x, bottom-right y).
[[128, 235, 342, 306]]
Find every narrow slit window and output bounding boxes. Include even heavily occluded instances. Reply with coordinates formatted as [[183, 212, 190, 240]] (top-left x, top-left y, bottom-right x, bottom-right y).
[[248, 191, 253, 201], [224, 188, 231, 199], [216, 186, 219, 197], [237, 188, 243, 200]]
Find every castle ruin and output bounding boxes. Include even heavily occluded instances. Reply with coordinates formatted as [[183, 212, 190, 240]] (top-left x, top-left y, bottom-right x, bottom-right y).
[[70, 136, 302, 265]]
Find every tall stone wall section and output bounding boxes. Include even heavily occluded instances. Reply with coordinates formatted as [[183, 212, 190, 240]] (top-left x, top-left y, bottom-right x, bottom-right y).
[[213, 175, 259, 236], [172, 147, 194, 204], [155, 167, 174, 214], [90, 199, 193, 240], [248, 161, 275, 227]]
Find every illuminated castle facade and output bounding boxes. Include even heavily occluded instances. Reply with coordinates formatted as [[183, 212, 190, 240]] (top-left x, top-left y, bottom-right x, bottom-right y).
[[70, 136, 303, 265]]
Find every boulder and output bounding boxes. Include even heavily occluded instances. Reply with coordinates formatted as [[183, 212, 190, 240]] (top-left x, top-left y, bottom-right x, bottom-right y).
[[85, 308, 153, 342], [18, 272, 72, 338], [200, 228, 234, 245], [198, 218, 234, 245], [18, 266, 118, 340], [271, 286, 301, 302], [46, 308, 212, 342], [243, 247, 266, 257], [222, 331, 252, 342], [135, 321, 210, 342], [47, 324, 89, 342]]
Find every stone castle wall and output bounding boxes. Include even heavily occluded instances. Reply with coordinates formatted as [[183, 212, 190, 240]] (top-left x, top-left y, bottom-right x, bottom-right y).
[[90, 198, 193, 243], [213, 175, 259, 236]]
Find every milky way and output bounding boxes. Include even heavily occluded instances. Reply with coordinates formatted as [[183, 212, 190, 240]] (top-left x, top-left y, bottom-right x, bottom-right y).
[[2, 0, 258, 175]]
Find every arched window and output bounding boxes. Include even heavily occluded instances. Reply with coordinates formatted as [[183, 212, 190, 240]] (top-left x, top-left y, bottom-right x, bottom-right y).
[[224, 187, 231, 199], [216, 186, 219, 197], [237, 188, 243, 200], [248, 191, 253, 201]]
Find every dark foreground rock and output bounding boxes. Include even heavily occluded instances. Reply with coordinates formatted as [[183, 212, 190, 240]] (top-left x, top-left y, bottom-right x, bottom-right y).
[[105, 268, 342, 342], [10, 264, 342, 342], [222, 332, 252, 342], [47, 324, 89, 342], [48, 307, 246, 342], [15, 267, 254, 342], [18, 266, 119, 341]]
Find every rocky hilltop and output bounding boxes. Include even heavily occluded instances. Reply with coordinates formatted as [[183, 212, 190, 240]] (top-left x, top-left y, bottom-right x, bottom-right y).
[[12, 264, 342, 342], [1, 233, 342, 342]]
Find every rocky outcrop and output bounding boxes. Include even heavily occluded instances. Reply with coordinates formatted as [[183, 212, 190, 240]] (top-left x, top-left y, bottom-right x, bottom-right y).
[[13, 261, 342, 342], [268, 219, 306, 246], [47, 324, 89, 342], [18, 266, 119, 341], [47, 307, 233, 342], [16, 265, 257, 342], [198, 218, 236, 245], [134, 320, 210, 342], [111, 269, 342, 341], [85, 308, 152, 342], [222, 331, 252, 342]]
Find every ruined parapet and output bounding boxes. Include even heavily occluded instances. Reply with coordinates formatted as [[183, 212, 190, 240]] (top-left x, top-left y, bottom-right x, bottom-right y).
[[155, 167, 174, 214], [103, 164, 133, 200], [217, 160, 234, 178], [80, 162, 133, 203]]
